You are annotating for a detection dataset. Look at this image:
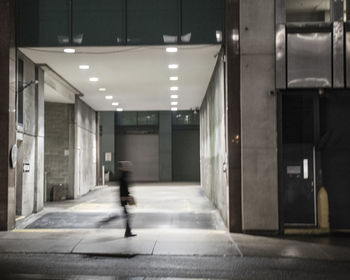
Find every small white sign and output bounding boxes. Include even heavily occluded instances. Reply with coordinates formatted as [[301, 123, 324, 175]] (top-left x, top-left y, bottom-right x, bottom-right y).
[[23, 163, 30, 173], [105, 152, 112, 162], [64, 150, 70, 156]]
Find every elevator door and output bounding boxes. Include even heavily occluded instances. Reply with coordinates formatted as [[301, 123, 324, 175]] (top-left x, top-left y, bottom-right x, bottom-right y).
[[282, 93, 316, 226]]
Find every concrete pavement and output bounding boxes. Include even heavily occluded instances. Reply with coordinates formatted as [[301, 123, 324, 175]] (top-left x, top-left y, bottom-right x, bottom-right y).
[[1, 183, 349, 262]]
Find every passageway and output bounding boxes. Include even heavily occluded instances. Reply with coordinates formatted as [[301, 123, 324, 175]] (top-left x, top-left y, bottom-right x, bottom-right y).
[[19, 183, 224, 230]]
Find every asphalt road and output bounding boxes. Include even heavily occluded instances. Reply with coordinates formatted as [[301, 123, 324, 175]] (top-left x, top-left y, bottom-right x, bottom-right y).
[[0, 253, 349, 280]]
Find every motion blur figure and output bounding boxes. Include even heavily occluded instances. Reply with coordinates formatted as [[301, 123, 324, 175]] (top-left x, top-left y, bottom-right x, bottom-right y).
[[118, 161, 136, 238]]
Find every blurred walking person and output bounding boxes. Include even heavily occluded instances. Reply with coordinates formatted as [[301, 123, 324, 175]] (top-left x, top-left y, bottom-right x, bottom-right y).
[[118, 161, 136, 238]]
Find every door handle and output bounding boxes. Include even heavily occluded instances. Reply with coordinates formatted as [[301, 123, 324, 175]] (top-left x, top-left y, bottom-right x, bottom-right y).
[[303, 159, 308, 179]]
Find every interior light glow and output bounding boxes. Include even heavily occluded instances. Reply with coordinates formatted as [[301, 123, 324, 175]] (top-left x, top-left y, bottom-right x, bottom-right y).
[[105, 96, 113, 100], [170, 86, 179, 91], [171, 107, 178, 111], [166, 47, 178, 53], [98, 88, 106, 92], [170, 95, 178, 99], [116, 108, 123, 112], [169, 76, 178, 81], [89, 77, 99, 82], [64, 48, 76, 54], [171, 101, 178, 106], [168, 64, 179, 69], [112, 102, 119, 106], [79, 65, 89, 70]]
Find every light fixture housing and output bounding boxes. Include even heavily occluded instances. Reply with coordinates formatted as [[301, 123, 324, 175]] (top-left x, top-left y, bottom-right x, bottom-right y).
[[166, 47, 178, 53], [169, 76, 178, 81], [89, 77, 99, 82], [168, 64, 179, 69], [170, 86, 179, 91], [116, 108, 123, 112], [171, 107, 178, 111], [170, 95, 178, 99], [105, 96, 113, 100], [112, 102, 119, 106], [98, 88, 106, 92], [64, 48, 76, 54], [79, 65, 89, 70], [171, 101, 178, 106]]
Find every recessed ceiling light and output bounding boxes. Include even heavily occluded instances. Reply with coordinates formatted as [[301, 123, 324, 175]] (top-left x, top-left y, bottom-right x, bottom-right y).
[[112, 102, 119, 106], [169, 77, 178, 81], [166, 47, 178, 53], [105, 96, 113, 100], [79, 65, 89, 70], [170, 95, 178, 99], [116, 108, 123, 112], [171, 107, 178, 111], [171, 101, 178, 106], [168, 64, 179, 69], [170, 86, 179, 91], [98, 88, 106, 92], [89, 77, 99, 82], [64, 48, 75, 54]]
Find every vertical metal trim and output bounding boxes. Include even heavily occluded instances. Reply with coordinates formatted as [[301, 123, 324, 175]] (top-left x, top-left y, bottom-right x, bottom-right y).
[[276, 24, 286, 89], [275, 0, 286, 24], [313, 146, 317, 226], [277, 90, 285, 234], [346, 31, 350, 86], [333, 21, 345, 87], [331, 0, 344, 22]]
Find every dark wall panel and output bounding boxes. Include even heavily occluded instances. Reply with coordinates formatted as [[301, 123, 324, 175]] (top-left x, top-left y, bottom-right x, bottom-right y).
[[320, 94, 350, 229], [172, 129, 200, 182]]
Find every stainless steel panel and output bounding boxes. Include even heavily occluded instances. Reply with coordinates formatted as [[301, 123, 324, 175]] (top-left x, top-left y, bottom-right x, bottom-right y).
[[276, 0, 286, 24], [346, 32, 350, 87], [287, 32, 332, 88], [333, 21, 344, 88], [276, 24, 286, 89]]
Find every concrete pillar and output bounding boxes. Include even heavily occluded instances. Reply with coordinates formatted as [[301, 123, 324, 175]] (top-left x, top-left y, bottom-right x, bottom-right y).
[[225, 0, 242, 232], [159, 111, 172, 181], [240, 0, 278, 232], [0, 0, 16, 230]]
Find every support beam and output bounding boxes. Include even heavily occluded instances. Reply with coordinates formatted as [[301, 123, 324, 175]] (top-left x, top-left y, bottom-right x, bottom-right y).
[[225, 0, 242, 232], [0, 0, 16, 230]]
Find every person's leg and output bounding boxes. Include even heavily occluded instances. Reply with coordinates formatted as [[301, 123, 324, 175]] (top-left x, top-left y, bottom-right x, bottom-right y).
[[123, 205, 136, 237]]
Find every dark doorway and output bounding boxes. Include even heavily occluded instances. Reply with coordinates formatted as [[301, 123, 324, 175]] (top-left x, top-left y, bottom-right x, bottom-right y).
[[281, 93, 317, 226]]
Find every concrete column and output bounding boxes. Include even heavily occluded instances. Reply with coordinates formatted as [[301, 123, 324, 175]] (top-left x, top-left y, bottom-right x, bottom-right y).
[[240, 0, 278, 232], [0, 0, 16, 230], [225, 0, 242, 232], [159, 111, 172, 181], [34, 66, 44, 212]]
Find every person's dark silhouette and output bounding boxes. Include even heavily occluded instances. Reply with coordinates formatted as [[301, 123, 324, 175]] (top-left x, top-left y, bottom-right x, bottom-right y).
[[119, 161, 136, 238]]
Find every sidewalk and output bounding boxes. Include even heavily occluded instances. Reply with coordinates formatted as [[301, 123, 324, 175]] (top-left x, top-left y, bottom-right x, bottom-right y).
[[1, 228, 350, 262]]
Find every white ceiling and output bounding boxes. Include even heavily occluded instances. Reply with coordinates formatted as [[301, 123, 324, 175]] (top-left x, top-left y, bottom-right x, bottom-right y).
[[20, 45, 221, 111]]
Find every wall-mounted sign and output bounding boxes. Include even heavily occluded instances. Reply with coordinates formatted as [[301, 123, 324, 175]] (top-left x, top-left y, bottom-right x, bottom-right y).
[[105, 152, 112, 162], [10, 144, 18, 169], [23, 163, 30, 173]]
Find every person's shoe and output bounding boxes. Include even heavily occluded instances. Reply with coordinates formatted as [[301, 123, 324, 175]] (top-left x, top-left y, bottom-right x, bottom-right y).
[[124, 231, 137, 238]]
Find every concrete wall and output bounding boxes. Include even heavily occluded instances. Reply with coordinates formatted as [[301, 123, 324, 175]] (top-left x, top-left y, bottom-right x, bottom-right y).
[[17, 52, 45, 216], [200, 55, 228, 224], [44, 102, 75, 200], [100, 112, 115, 181], [75, 98, 97, 197], [240, 0, 278, 231]]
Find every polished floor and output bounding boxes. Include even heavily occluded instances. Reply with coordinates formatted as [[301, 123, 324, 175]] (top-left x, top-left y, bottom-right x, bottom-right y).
[[22, 183, 224, 230]]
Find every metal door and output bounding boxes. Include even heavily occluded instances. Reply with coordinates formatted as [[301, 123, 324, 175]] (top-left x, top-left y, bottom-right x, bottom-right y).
[[280, 92, 317, 227], [283, 144, 316, 225]]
